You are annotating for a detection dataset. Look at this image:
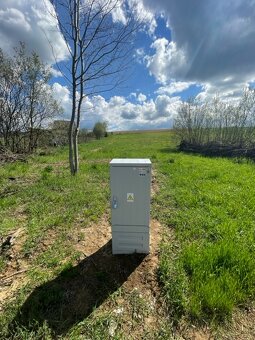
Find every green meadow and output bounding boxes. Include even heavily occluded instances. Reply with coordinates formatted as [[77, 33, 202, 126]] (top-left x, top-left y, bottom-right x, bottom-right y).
[[1, 131, 255, 338]]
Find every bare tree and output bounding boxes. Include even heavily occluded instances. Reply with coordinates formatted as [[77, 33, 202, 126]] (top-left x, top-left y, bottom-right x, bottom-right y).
[[18, 49, 62, 152], [0, 48, 24, 150], [0, 44, 62, 153], [174, 89, 255, 150], [50, 0, 139, 175]]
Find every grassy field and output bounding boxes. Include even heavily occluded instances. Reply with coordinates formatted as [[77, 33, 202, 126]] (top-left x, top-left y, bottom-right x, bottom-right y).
[[1, 131, 255, 338]]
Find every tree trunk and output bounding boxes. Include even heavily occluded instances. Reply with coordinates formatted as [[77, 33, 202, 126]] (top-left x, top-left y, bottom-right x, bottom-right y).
[[73, 127, 79, 174], [68, 0, 79, 176], [28, 127, 33, 153], [68, 121, 75, 175]]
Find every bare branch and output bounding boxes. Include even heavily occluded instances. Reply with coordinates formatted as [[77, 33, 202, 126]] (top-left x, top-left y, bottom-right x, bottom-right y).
[[49, 0, 139, 174]]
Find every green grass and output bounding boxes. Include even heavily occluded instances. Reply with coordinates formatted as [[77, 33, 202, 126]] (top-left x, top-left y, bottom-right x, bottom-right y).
[[1, 131, 255, 338], [155, 148, 255, 322]]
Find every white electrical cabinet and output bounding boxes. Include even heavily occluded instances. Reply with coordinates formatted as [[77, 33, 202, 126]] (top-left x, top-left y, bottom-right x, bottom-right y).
[[110, 159, 151, 254]]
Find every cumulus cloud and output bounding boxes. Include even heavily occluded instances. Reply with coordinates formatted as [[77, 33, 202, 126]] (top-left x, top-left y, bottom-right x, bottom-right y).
[[146, 38, 187, 83], [52, 83, 72, 118], [129, 92, 137, 99], [155, 95, 180, 118], [0, 8, 31, 32], [111, 0, 157, 36], [143, 0, 255, 98], [195, 80, 248, 103], [52, 83, 180, 130], [156, 81, 194, 95], [112, 3, 127, 25], [50, 67, 63, 78], [128, 0, 157, 36], [134, 48, 146, 64], [137, 93, 147, 102], [0, 0, 69, 64]]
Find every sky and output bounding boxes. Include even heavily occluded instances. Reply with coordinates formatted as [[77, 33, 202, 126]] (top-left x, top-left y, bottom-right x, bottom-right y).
[[0, 0, 255, 131]]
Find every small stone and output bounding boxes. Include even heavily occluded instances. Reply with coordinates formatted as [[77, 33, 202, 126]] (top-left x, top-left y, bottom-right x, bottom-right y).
[[108, 320, 117, 337], [113, 307, 124, 315]]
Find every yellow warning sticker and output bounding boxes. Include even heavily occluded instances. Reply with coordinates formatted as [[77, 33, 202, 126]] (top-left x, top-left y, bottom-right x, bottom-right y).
[[127, 193, 134, 202]]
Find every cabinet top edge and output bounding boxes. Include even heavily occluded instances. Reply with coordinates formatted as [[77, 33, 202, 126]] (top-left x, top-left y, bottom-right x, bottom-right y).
[[110, 158, 151, 166]]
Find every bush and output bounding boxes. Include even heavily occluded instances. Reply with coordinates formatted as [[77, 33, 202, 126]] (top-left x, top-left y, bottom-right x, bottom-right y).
[[174, 89, 255, 148], [93, 122, 107, 140]]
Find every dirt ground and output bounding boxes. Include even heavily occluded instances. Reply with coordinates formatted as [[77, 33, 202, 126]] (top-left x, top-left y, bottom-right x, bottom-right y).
[[1, 170, 255, 338], [72, 211, 166, 336], [0, 151, 26, 164], [0, 227, 29, 312], [1, 169, 168, 338]]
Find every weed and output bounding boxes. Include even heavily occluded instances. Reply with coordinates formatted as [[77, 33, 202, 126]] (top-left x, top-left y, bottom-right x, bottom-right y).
[[129, 288, 150, 323], [43, 165, 53, 173]]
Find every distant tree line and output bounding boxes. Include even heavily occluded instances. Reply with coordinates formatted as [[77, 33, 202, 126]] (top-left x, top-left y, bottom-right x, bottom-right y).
[[0, 43, 62, 153], [174, 89, 255, 155]]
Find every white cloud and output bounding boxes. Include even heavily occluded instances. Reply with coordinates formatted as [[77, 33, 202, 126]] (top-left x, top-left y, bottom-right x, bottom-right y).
[[50, 67, 63, 77], [129, 92, 137, 99], [136, 48, 145, 56], [0, 0, 69, 64], [111, 0, 158, 36], [155, 95, 180, 118], [0, 8, 31, 32], [146, 39, 187, 84], [142, 0, 255, 99], [128, 0, 157, 36], [196, 81, 246, 103], [109, 96, 126, 106], [52, 83, 70, 102], [134, 48, 146, 64], [137, 93, 147, 102], [52, 83, 72, 119], [156, 81, 193, 95], [52, 83, 180, 130], [112, 4, 127, 25]]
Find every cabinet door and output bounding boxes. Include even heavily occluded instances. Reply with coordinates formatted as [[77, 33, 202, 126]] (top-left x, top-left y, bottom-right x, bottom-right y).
[[112, 232, 149, 254], [110, 166, 151, 226]]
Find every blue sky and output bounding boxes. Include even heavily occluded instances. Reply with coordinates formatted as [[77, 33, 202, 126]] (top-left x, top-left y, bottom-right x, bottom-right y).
[[1, 0, 255, 131]]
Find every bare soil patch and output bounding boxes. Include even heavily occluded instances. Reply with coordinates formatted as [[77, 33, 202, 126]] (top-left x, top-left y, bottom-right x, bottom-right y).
[[0, 144, 26, 163], [0, 150, 27, 165], [61, 168, 167, 337], [217, 305, 255, 340], [9, 214, 165, 337], [77, 215, 166, 338], [0, 227, 28, 311], [151, 169, 159, 197], [177, 308, 255, 340]]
